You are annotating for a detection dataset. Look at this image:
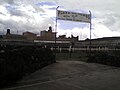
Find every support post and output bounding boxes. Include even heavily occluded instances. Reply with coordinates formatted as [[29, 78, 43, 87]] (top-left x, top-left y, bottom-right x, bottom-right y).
[[55, 6, 59, 59], [89, 10, 92, 57]]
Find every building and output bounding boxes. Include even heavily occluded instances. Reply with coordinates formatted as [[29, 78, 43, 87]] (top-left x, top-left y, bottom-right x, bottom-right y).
[[36, 26, 79, 44], [71, 35, 79, 42], [23, 31, 37, 41], [57, 35, 70, 41], [37, 26, 56, 41], [1, 28, 79, 48], [3, 29, 27, 41], [75, 37, 120, 49], [2, 28, 120, 50]]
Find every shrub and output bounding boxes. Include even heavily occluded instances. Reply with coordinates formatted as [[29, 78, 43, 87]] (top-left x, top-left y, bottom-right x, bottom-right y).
[[87, 51, 120, 67], [0, 45, 55, 88]]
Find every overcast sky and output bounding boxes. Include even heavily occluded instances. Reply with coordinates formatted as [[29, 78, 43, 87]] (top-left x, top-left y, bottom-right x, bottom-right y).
[[0, 0, 120, 40]]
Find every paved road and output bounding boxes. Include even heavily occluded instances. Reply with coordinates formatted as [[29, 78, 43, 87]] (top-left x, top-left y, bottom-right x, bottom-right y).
[[4, 60, 120, 90]]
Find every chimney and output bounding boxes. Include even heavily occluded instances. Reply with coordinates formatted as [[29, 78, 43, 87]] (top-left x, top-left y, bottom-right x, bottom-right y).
[[49, 26, 52, 30], [6, 29, 10, 35], [48, 26, 52, 32]]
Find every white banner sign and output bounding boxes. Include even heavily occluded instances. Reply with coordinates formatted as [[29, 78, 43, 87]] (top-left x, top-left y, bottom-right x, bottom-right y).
[[57, 10, 91, 23]]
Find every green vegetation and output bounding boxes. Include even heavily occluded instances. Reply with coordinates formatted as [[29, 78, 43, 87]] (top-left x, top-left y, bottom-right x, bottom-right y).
[[87, 50, 120, 67], [0, 45, 55, 88], [56, 49, 120, 67]]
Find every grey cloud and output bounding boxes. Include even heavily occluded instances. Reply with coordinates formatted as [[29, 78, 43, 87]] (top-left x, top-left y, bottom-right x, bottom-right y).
[[0, 0, 15, 5], [103, 14, 116, 27], [0, 14, 54, 35], [97, 12, 120, 32], [57, 0, 120, 32], [1, 0, 119, 37], [0, 0, 50, 33], [0, 19, 34, 34], [0, 12, 6, 16], [7, 8, 25, 16], [5, 0, 15, 4], [33, 5, 45, 13], [56, 0, 118, 11]]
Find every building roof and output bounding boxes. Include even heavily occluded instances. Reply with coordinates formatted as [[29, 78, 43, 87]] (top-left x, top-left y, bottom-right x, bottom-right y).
[[23, 31, 37, 35]]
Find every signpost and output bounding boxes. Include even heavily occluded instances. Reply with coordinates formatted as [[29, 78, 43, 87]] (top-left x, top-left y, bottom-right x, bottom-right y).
[[55, 7, 92, 58], [89, 10, 92, 57], [55, 6, 59, 58], [57, 10, 91, 23]]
